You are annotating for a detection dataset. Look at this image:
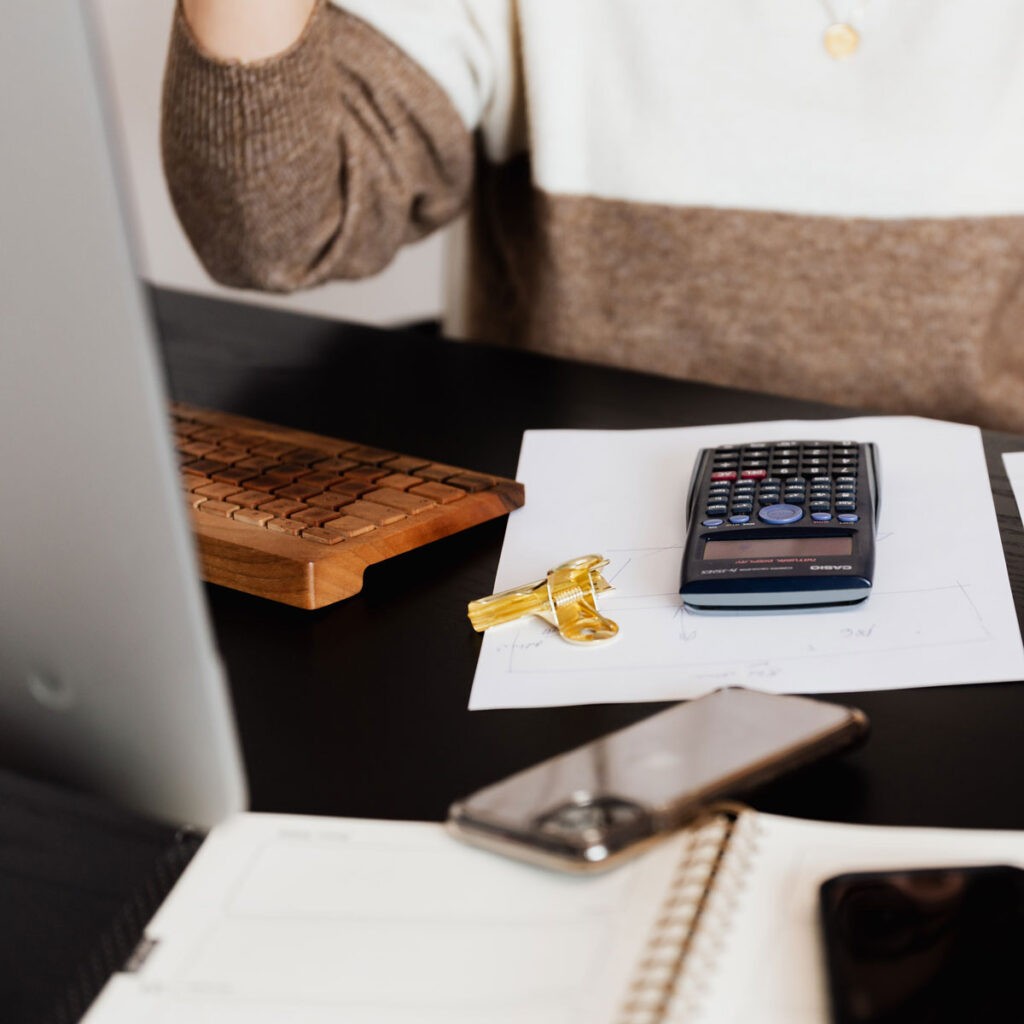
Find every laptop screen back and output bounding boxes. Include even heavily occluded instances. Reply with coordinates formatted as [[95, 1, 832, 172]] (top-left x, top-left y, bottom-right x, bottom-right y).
[[0, 1, 246, 828]]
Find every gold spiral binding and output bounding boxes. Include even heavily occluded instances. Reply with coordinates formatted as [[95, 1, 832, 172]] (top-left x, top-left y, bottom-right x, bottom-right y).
[[614, 803, 762, 1024]]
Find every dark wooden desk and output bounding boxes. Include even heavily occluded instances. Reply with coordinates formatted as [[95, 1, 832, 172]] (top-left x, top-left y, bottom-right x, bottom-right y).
[[154, 286, 1024, 832], [10, 286, 1024, 1023]]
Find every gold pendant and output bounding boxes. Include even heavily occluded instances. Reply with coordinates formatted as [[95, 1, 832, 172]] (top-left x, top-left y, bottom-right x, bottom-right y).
[[824, 22, 860, 59]]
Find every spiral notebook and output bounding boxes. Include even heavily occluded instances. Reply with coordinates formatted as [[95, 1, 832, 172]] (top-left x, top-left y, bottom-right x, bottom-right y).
[[81, 809, 1024, 1023]]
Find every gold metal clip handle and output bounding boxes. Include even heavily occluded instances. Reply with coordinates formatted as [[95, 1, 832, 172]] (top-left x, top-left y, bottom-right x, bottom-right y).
[[467, 555, 619, 645]]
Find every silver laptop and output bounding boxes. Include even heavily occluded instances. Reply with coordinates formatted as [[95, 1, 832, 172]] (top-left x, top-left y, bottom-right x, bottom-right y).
[[0, 1, 246, 828]]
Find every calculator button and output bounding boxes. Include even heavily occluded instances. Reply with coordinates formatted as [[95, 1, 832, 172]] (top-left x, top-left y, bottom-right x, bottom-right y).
[[758, 504, 804, 525], [728, 514, 751, 524], [741, 469, 767, 479], [732, 481, 756, 492], [811, 512, 833, 522], [758, 495, 779, 506], [837, 513, 860, 523], [809, 501, 831, 512], [836, 475, 857, 484], [711, 471, 737, 481], [706, 504, 728, 516], [835, 501, 857, 512], [730, 503, 754, 515]]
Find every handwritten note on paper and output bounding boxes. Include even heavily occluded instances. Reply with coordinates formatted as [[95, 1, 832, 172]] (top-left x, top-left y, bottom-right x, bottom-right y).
[[469, 418, 1024, 710]]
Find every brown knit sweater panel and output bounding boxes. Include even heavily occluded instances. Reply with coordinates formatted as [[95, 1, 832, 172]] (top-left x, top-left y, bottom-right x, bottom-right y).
[[161, 0, 472, 291], [465, 155, 1024, 431]]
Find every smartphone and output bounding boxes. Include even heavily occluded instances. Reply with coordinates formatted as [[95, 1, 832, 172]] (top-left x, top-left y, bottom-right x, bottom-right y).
[[447, 688, 867, 872], [820, 864, 1024, 1023], [679, 440, 880, 610]]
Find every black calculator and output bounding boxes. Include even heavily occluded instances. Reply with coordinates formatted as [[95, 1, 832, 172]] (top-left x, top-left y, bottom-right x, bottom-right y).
[[679, 440, 880, 610]]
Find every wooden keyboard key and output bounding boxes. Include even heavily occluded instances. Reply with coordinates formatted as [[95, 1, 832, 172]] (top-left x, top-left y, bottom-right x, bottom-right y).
[[235, 455, 278, 472], [382, 455, 429, 473], [243, 474, 285, 494], [366, 488, 436, 515], [224, 489, 273, 509], [251, 441, 297, 458], [374, 473, 422, 491], [327, 479, 372, 499], [323, 515, 376, 539], [415, 463, 461, 482], [287, 447, 332, 466], [446, 472, 496, 493], [192, 425, 231, 443], [409, 481, 465, 504], [300, 471, 346, 489], [312, 456, 359, 474], [266, 517, 306, 537], [198, 499, 240, 518], [268, 462, 313, 481], [341, 500, 406, 526], [195, 481, 242, 501], [185, 492, 207, 509], [182, 458, 226, 478], [232, 507, 274, 527], [172, 419, 198, 439], [301, 526, 344, 545], [306, 491, 349, 511], [290, 508, 340, 528], [260, 498, 308, 518], [344, 466, 388, 483], [207, 446, 248, 466], [179, 440, 217, 458], [340, 445, 395, 465], [211, 465, 257, 487], [275, 481, 325, 501]]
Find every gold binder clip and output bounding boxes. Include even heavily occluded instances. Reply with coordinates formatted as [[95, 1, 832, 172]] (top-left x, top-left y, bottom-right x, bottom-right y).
[[467, 554, 619, 645]]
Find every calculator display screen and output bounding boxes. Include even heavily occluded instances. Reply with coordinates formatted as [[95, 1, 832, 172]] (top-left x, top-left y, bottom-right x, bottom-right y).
[[702, 536, 853, 560]]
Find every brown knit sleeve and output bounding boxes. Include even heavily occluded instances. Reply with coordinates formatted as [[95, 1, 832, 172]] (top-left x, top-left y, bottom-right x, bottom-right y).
[[161, 0, 473, 291]]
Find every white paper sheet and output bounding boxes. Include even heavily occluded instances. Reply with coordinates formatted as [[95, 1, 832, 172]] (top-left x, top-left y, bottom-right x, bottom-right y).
[[470, 417, 1024, 709]]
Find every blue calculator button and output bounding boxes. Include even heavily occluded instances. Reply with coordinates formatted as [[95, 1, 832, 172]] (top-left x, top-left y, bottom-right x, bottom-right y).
[[838, 513, 860, 523], [728, 514, 751, 524], [758, 504, 804, 525], [702, 518, 725, 527], [811, 512, 833, 522]]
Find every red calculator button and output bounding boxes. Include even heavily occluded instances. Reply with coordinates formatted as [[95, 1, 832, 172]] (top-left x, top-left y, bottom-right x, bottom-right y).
[[710, 471, 737, 481], [741, 469, 767, 480]]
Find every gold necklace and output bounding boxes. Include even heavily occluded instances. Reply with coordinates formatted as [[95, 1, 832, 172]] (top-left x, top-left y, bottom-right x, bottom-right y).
[[821, 0, 867, 59]]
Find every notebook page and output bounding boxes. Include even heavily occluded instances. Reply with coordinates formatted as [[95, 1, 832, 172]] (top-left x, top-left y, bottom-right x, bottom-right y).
[[83, 812, 688, 1024], [675, 812, 1024, 1023]]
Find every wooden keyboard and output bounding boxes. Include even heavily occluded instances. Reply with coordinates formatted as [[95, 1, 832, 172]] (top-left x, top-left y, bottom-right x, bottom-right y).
[[173, 404, 525, 609]]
